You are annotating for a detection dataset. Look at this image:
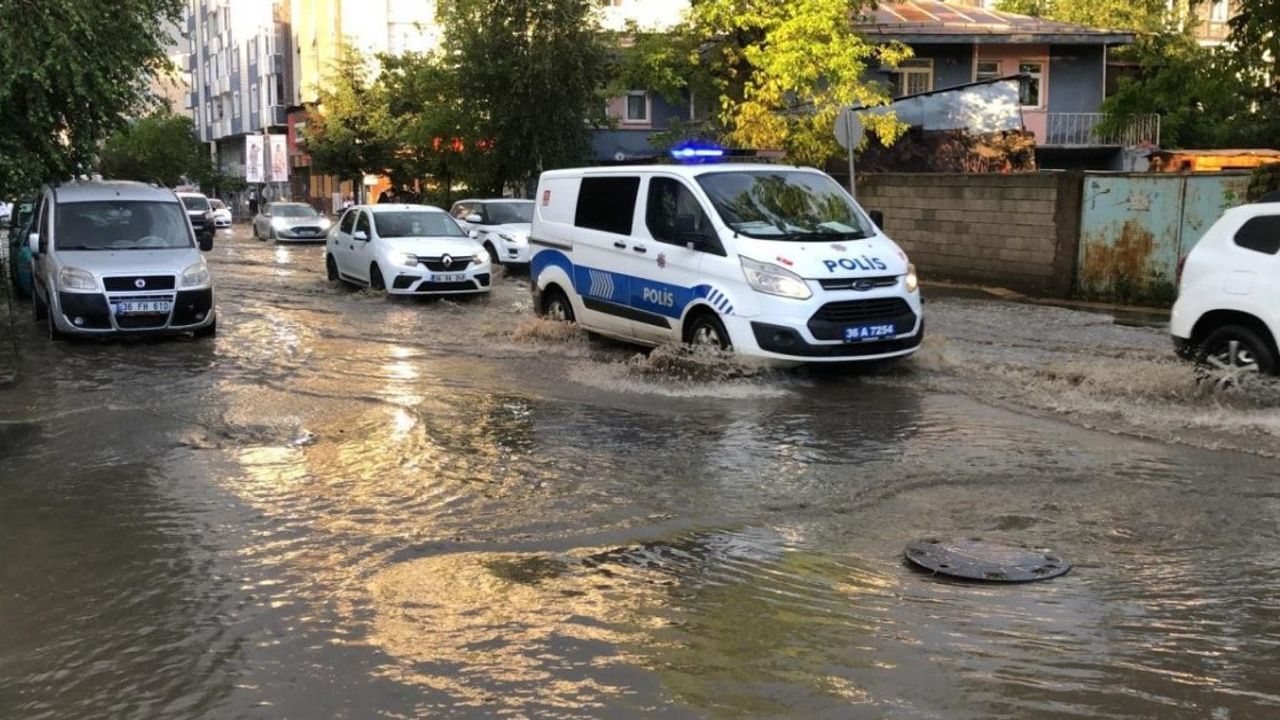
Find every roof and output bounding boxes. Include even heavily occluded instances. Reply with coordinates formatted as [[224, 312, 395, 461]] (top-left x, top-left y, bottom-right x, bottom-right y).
[[542, 163, 807, 179], [452, 198, 535, 205], [359, 204, 448, 214], [57, 181, 179, 204], [857, 1, 1135, 45]]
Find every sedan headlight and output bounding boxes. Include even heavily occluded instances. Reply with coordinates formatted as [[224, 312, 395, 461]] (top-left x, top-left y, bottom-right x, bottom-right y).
[[905, 263, 919, 293], [498, 233, 522, 243], [389, 250, 419, 267], [319, 218, 332, 229], [181, 262, 210, 287], [740, 256, 811, 300], [58, 266, 96, 291], [271, 217, 288, 229]]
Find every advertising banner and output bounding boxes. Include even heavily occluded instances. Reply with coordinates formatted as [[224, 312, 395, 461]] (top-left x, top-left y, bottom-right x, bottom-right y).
[[269, 134, 289, 183], [245, 135, 265, 183]]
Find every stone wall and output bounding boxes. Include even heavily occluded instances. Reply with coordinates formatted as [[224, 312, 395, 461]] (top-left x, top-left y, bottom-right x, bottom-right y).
[[858, 172, 1083, 296]]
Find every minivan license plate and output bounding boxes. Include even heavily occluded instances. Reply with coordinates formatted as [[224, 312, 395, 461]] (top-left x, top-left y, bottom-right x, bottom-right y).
[[843, 323, 896, 342], [432, 273, 466, 283], [114, 301, 171, 315]]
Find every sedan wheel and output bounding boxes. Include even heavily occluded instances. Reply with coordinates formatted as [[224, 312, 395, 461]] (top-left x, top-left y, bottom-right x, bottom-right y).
[[1197, 325, 1277, 389]]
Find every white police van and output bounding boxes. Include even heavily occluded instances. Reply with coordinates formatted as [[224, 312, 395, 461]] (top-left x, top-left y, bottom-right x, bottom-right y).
[[529, 161, 922, 364]]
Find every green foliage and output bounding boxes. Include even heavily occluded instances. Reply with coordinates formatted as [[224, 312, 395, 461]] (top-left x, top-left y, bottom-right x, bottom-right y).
[[619, 0, 908, 167], [1247, 164, 1280, 202], [302, 46, 399, 185], [99, 112, 207, 188], [994, 0, 1171, 30], [0, 0, 184, 196]]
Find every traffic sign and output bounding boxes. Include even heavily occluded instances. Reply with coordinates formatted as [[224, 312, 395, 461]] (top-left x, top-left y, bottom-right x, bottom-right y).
[[835, 109, 864, 150]]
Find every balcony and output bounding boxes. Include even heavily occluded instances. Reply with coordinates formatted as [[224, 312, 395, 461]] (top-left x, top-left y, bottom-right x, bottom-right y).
[[265, 105, 287, 127], [1043, 113, 1161, 148], [185, 91, 199, 110]]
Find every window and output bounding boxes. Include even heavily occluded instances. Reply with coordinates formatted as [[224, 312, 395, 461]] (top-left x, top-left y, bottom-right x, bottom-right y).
[[372, 211, 466, 238], [625, 92, 649, 122], [250, 83, 259, 109], [1210, 0, 1230, 22], [1019, 62, 1044, 107], [893, 59, 933, 97], [574, 176, 640, 236], [975, 60, 1001, 82], [450, 202, 473, 220], [232, 91, 240, 118], [355, 211, 371, 237], [339, 209, 357, 234], [645, 177, 716, 250], [1234, 215, 1280, 255]]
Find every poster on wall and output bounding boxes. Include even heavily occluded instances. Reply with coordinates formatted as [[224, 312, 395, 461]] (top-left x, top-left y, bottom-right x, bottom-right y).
[[269, 134, 289, 183], [245, 135, 265, 184]]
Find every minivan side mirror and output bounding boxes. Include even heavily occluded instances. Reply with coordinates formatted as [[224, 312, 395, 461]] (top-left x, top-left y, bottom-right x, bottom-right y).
[[868, 210, 884, 230], [198, 234, 213, 252], [465, 214, 483, 224], [353, 230, 369, 241], [27, 232, 40, 254]]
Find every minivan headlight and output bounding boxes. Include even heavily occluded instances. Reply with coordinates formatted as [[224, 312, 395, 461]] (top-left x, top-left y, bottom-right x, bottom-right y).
[[905, 263, 918, 293], [58, 267, 96, 291], [181, 262, 210, 287], [740, 256, 811, 300]]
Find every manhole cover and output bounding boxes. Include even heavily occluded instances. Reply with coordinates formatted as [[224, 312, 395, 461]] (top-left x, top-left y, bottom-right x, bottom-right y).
[[905, 537, 1071, 582]]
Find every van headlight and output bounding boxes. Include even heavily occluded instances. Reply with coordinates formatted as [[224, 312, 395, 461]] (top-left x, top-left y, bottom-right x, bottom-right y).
[[181, 262, 210, 287], [905, 263, 918, 293], [740, 256, 811, 300], [58, 267, 96, 291]]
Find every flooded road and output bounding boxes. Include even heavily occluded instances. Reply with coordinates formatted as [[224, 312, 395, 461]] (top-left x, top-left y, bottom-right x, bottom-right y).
[[2, 228, 1278, 719]]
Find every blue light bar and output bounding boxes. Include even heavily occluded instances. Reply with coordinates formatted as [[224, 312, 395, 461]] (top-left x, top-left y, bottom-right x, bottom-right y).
[[670, 144, 726, 161]]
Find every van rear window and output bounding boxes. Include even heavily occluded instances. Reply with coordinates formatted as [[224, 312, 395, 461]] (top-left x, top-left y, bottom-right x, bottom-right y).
[[574, 176, 640, 236]]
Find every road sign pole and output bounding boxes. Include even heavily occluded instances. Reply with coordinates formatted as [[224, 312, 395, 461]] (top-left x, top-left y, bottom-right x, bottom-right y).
[[848, 143, 856, 198]]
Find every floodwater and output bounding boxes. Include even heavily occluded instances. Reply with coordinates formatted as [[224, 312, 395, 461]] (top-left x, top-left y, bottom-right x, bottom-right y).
[[1, 228, 1278, 719]]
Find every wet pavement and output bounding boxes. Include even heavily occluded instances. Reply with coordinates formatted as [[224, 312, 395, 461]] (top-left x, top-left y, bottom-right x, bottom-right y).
[[1, 227, 1279, 719]]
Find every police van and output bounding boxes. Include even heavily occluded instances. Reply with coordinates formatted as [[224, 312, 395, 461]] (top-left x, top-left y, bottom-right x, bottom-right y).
[[529, 160, 922, 364]]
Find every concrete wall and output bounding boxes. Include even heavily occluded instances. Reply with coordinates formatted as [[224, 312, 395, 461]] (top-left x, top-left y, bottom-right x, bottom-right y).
[[1047, 45, 1106, 114], [858, 173, 1083, 296]]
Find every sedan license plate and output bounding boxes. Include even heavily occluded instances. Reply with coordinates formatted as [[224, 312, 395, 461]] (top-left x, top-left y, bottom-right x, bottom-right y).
[[431, 273, 467, 283], [114, 301, 171, 315], [843, 323, 896, 342]]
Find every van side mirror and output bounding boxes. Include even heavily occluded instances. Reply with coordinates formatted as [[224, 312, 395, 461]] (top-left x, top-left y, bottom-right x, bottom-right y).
[[198, 234, 213, 252], [868, 210, 884, 230], [27, 232, 40, 254]]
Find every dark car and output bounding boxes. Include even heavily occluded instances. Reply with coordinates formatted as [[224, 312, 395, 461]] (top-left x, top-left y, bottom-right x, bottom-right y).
[[178, 192, 216, 247], [6, 198, 35, 297]]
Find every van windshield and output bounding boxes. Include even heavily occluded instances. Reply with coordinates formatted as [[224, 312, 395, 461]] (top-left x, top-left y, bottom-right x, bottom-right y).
[[695, 170, 875, 241], [373, 211, 465, 238], [55, 201, 193, 251]]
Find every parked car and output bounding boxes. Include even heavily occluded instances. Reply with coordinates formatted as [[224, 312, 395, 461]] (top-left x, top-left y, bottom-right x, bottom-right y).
[[7, 198, 35, 297], [177, 192, 216, 248], [326, 204, 491, 296], [209, 198, 233, 228], [1171, 198, 1280, 382], [450, 198, 534, 266], [27, 180, 216, 339], [528, 163, 922, 366], [253, 202, 331, 242]]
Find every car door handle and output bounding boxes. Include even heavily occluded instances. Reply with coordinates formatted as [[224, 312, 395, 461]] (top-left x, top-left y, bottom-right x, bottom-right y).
[[613, 241, 627, 249], [632, 246, 647, 253]]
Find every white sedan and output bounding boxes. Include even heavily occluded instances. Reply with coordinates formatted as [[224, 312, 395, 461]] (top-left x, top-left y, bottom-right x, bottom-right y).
[[326, 204, 492, 296], [209, 199, 233, 228], [450, 198, 534, 265]]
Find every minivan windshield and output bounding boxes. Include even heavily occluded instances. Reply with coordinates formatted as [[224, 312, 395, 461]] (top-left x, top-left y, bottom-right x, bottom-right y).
[[373, 212, 466, 238], [695, 170, 875, 241], [55, 201, 193, 251], [486, 201, 533, 224], [180, 195, 210, 212], [271, 204, 318, 218]]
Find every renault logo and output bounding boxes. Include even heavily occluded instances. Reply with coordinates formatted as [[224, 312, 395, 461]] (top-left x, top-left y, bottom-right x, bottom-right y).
[[135, 278, 146, 289], [441, 254, 453, 269]]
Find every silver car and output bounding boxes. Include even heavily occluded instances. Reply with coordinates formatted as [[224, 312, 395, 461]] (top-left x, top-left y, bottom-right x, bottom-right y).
[[252, 201, 332, 242], [27, 180, 217, 340]]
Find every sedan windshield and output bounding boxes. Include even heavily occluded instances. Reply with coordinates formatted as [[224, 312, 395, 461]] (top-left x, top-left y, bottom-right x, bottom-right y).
[[486, 202, 533, 224], [373, 212, 465, 238], [180, 195, 210, 212], [695, 171, 874, 241], [55, 201, 193, 250], [272, 204, 318, 218]]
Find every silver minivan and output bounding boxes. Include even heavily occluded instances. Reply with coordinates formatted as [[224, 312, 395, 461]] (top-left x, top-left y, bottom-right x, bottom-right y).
[[28, 181, 217, 339]]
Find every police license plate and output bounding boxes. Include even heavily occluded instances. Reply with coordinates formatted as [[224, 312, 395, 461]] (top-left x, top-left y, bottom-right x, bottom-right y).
[[431, 273, 466, 283], [843, 323, 896, 342], [114, 301, 171, 315]]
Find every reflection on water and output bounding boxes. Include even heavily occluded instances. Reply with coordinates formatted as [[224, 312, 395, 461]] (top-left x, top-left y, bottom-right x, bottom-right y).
[[2, 232, 1279, 719]]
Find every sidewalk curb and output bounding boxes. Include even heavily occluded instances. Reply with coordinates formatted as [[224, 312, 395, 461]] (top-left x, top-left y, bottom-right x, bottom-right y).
[[922, 280, 1172, 318]]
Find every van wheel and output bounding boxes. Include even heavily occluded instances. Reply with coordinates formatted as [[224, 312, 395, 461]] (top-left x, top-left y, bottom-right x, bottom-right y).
[[685, 312, 731, 350], [484, 242, 500, 265], [1197, 325, 1276, 387], [369, 263, 386, 292], [326, 254, 339, 282], [543, 286, 575, 323]]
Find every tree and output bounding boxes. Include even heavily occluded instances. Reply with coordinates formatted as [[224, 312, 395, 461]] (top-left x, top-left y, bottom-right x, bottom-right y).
[[0, 0, 184, 195], [620, 0, 910, 166], [302, 46, 398, 195], [98, 111, 207, 187], [441, 0, 613, 190]]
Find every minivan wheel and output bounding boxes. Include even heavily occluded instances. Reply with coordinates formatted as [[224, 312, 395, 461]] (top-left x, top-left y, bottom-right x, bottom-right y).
[[1197, 325, 1277, 387], [685, 313, 731, 351], [326, 254, 339, 282], [543, 287, 575, 323], [369, 263, 386, 292]]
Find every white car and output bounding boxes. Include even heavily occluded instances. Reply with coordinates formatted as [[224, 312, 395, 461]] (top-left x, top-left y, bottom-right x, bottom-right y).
[[253, 202, 331, 242], [450, 198, 534, 265], [326, 204, 492, 296], [209, 198, 233, 228], [529, 163, 921, 365], [1171, 198, 1280, 379]]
